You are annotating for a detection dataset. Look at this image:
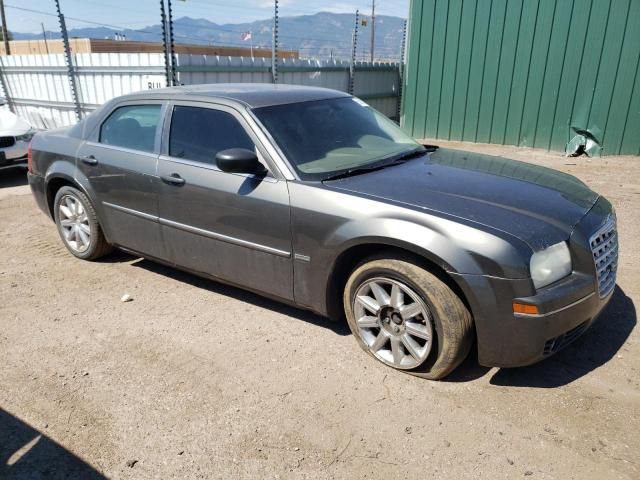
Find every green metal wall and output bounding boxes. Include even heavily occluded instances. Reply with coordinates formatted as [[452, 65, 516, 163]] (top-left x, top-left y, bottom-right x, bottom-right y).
[[402, 0, 640, 155]]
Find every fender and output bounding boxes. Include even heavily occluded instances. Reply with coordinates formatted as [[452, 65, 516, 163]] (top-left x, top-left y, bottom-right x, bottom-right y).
[[290, 184, 534, 318], [44, 162, 83, 214], [43, 161, 114, 243]]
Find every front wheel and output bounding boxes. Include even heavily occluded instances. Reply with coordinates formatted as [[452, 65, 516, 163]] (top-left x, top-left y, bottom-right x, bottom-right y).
[[53, 185, 112, 260], [344, 256, 473, 380]]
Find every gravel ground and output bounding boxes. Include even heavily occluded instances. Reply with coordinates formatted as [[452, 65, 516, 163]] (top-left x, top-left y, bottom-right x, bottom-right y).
[[1, 142, 638, 479]]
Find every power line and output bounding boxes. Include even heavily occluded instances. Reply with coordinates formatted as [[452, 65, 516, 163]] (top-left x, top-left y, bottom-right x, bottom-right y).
[[4, 3, 403, 59]]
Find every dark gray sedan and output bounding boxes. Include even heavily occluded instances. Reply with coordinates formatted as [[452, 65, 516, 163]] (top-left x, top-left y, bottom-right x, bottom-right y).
[[27, 84, 617, 379]]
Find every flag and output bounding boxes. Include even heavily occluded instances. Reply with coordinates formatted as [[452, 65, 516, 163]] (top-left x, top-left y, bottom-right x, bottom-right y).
[[241, 31, 252, 41]]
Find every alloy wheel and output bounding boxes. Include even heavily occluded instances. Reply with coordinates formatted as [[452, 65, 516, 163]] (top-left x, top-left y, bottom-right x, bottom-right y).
[[58, 194, 91, 253], [353, 277, 433, 369]]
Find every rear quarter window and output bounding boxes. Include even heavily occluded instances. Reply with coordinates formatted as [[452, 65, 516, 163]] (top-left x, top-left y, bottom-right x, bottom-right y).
[[99, 104, 161, 153]]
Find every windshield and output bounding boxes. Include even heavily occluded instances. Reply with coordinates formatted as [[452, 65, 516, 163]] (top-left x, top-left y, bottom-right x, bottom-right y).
[[252, 97, 423, 180]]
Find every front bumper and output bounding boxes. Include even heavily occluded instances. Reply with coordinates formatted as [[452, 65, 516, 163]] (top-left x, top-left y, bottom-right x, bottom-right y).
[[504, 274, 611, 366], [454, 196, 616, 368], [455, 272, 612, 368], [0, 140, 29, 170]]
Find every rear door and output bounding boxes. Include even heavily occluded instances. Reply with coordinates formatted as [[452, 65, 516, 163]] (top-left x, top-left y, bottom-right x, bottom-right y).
[[157, 102, 293, 300], [76, 101, 166, 259]]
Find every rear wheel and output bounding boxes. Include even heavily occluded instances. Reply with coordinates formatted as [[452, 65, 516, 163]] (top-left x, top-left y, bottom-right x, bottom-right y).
[[344, 256, 473, 380], [53, 186, 112, 260]]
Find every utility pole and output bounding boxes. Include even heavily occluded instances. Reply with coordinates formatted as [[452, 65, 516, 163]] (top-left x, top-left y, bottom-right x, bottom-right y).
[[370, 0, 375, 62], [54, 0, 82, 121], [272, 0, 279, 84], [41, 23, 50, 54], [0, 0, 10, 55]]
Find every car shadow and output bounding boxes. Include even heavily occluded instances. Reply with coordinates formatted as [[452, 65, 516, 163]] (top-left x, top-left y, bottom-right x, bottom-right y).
[[98, 251, 635, 383], [115, 254, 351, 337], [0, 168, 28, 188], [488, 286, 635, 388], [0, 408, 106, 479]]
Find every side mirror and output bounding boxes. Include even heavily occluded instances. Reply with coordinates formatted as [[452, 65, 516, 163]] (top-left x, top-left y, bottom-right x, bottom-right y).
[[216, 148, 265, 175]]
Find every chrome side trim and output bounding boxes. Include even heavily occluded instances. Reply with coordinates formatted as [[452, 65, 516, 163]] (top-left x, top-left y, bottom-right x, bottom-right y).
[[102, 201, 290, 257], [159, 217, 291, 258], [514, 291, 596, 318], [102, 201, 158, 222], [84, 141, 159, 158], [294, 253, 311, 262]]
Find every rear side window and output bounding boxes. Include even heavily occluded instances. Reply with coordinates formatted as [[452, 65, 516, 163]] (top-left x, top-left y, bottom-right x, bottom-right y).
[[169, 106, 254, 164], [100, 104, 161, 153]]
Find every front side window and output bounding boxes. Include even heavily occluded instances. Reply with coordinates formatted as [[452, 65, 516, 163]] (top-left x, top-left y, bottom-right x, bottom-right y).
[[252, 97, 423, 181], [99, 104, 161, 153], [169, 106, 255, 164]]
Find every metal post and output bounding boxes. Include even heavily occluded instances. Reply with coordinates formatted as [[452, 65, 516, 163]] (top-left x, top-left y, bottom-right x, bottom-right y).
[[55, 0, 82, 121], [0, 0, 10, 55], [349, 10, 359, 95], [0, 60, 14, 112], [396, 19, 407, 122], [41, 23, 50, 54], [272, 0, 279, 84], [167, 0, 177, 86], [160, 0, 171, 87], [370, 0, 375, 63]]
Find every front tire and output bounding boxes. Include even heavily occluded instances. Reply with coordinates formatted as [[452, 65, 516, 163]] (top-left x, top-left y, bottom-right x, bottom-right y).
[[344, 256, 473, 380], [53, 186, 112, 260]]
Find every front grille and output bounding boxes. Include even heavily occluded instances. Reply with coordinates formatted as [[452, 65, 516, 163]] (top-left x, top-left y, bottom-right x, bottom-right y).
[[0, 136, 15, 148], [589, 216, 618, 298], [543, 321, 590, 356]]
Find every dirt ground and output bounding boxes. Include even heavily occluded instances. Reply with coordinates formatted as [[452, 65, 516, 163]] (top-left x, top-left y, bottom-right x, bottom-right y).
[[1, 142, 638, 479]]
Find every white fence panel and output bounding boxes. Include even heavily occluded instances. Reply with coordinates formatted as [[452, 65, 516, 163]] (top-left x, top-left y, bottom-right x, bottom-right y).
[[0, 53, 400, 129]]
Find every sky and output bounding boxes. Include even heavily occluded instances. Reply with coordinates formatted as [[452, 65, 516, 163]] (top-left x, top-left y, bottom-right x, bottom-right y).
[[4, 0, 410, 34]]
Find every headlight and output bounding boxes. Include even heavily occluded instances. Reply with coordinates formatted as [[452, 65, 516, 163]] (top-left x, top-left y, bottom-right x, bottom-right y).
[[530, 241, 572, 289], [15, 129, 36, 142]]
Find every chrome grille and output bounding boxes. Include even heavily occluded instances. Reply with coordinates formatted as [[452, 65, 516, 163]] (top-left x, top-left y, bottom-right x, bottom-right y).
[[0, 136, 15, 148], [589, 216, 618, 298]]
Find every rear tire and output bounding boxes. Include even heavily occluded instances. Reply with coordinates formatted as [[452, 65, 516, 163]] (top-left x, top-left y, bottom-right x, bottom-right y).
[[53, 185, 112, 260], [344, 255, 473, 380]]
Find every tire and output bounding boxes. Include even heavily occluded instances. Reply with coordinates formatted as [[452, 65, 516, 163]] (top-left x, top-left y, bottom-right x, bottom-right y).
[[344, 255, 473, 380], [53, 185, 112, 260]]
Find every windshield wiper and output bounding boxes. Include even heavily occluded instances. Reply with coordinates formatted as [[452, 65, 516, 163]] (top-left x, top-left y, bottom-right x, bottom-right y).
[[380, 146, 428, 164], [321, 147, 426, 182]]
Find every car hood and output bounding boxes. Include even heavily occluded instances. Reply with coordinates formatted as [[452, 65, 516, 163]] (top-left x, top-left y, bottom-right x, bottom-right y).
[[324, 148, 599, 250], [0, 109, 32, 136]]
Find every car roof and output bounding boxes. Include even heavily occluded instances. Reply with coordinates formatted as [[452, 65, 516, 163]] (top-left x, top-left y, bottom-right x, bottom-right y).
[[117, 83, 351, 109]]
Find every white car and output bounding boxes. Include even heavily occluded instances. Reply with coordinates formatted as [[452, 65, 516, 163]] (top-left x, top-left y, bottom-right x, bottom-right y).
[[0, 101, 35, 171]]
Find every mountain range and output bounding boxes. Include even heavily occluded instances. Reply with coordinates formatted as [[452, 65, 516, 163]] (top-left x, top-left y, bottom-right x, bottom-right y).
[[12, 12, 407, 61]]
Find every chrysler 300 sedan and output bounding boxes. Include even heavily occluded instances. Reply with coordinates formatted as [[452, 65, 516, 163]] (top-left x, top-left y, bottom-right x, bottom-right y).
[[27, 84, 618, 379]]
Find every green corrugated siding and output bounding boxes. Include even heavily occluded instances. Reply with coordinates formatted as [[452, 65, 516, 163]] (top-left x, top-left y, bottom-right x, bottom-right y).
[[402, 0, 640, 155]]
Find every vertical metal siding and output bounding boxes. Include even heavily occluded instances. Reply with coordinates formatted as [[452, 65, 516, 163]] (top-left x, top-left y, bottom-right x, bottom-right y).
[[403, 0, 640, 155]]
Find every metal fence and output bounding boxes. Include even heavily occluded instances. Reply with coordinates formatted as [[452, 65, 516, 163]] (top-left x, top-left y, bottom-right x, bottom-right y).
[[0, 53, 401, 130], [402, 0, 640, 156]]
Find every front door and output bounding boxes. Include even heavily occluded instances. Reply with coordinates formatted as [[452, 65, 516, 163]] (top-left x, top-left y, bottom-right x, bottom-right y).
[[76, 102, 166, 259], [157, 103, 293, 300]]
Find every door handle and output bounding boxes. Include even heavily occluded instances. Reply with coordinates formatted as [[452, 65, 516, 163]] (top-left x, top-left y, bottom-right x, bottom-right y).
[[81, 155, 98, 166], [160, 173, 186, 186]]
